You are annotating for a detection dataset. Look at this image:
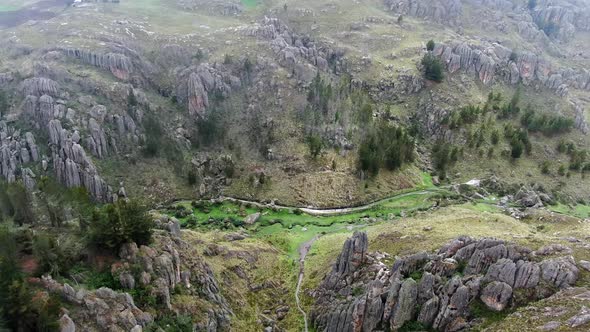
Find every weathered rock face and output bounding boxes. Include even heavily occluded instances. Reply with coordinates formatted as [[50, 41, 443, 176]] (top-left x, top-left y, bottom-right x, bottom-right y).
[[240, 17, 344, 77], [513, 184, 554, 208], [323, 231, 368, 289], [433, 41, 590, 94], [190, 153, 234, 197], [20, 77, 60, 97], [15, 74, 146, 201], [0, 121, 40, 185], [413, 91, 456, 141], [573, 101, 589, 135], [384, 0, 462, 26], [62, 48, 134, 80], [113, 234, 233, 330], [39, 275, 152, 332], [311, 234, 579, 332], [48, 119, 115, 202], [174, 64, 239, 119], [531, 1, 590, 41]]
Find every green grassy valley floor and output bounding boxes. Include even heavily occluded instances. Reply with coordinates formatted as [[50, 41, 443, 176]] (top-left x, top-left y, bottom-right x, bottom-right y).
[[160, 186, 590, 331]]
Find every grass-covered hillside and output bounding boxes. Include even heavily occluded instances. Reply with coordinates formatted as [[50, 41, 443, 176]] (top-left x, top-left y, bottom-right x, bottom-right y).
[[0, 0, 589, 331]]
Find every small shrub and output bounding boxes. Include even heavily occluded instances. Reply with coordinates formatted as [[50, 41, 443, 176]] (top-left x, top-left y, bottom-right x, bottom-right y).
[[33, 234, 80, 277], [223, 54, 232, 64], [352, 286, 365, 296], [88, 200, 154, 253], [509, 51, 518, 62], [307, 134, 323, 159], [426, 40, 435, 51], [540, 161, 551, 175], [490, 129, 500, 145], [146, 314, 193, 332], [193, 49, 204, 61], [400, 321, 427, 332], [469, 299, 510, 328], [187, 170, 197, 186], [409, 270, 423, 281], [185, 215, 198, 228], [421, 53, 444, 82]]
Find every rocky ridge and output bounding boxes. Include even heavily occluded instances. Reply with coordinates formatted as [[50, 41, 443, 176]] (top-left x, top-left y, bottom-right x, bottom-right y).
[[239, 17, 345, 78], [39, 276, 153, 332], [174, 63, 241, 119], [310, 232, 581, 331], [0, 121, 40, 188], [384, 0, 590, 43], [433, 42, 589, 96], [62, 48, 134, 81], [384, 0, 463, 26], [2, 73, 145, 202], [112, 229, 233, 331]]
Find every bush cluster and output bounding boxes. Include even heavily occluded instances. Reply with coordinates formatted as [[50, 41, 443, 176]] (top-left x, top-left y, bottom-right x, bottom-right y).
[[88, 200, 154, 253], [421, 53, 444, 82], [520, 109, 573, 135], [358, 125, 415, 175]]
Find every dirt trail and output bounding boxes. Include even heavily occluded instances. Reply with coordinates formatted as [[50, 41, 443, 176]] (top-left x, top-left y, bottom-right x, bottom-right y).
[[295, 235, 319, 332], [219, 188, 440, 217], [294, 222, 368, 331]]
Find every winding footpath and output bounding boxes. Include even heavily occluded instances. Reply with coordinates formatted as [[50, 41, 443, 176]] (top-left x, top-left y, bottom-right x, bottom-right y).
[[176, 186, 453, 330], [295, 236, 319, 332], [294, 222, 369, 332], [218, 187, 444, 217]]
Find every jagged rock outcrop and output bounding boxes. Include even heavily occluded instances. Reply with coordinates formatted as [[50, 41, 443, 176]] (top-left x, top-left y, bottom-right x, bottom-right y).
[[433, 41, 590, 94], [572, 101, 589, 134], [86, 118, 109, 158], [49, 119, 115, 202], [513, 184, 554, 208], [413, 92, 455, 141], [189, 153, 234, 197], [62, 48, 134, 80], [384, 0, 462, 26], [113, 234, 233, 330], [174, 64, 240, 119], [20, 77, 60, 97], [311, 234, 580, 332], [18, 80, 118, 201], [39, 275, 152, 331], [532, 1, 590, 41], [323, 231, 368, 289], [0, 121, 40, 184], [240, 17, 343, 75]]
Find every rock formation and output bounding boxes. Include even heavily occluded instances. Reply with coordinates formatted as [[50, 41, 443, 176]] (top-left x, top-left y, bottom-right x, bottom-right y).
[[311, 234, 580, 331], [62, 48, 134, 80], [433, 42, 590, 95], [0, 121, 40, 184], [39, 275, 153, 331], [174, 64, 240, 119], [112, 233, 233, 330], [20, 77, 60, 97], [240, 17, 343, 76], [384, 0, 462, 26], [48, 119, 115, 202]]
